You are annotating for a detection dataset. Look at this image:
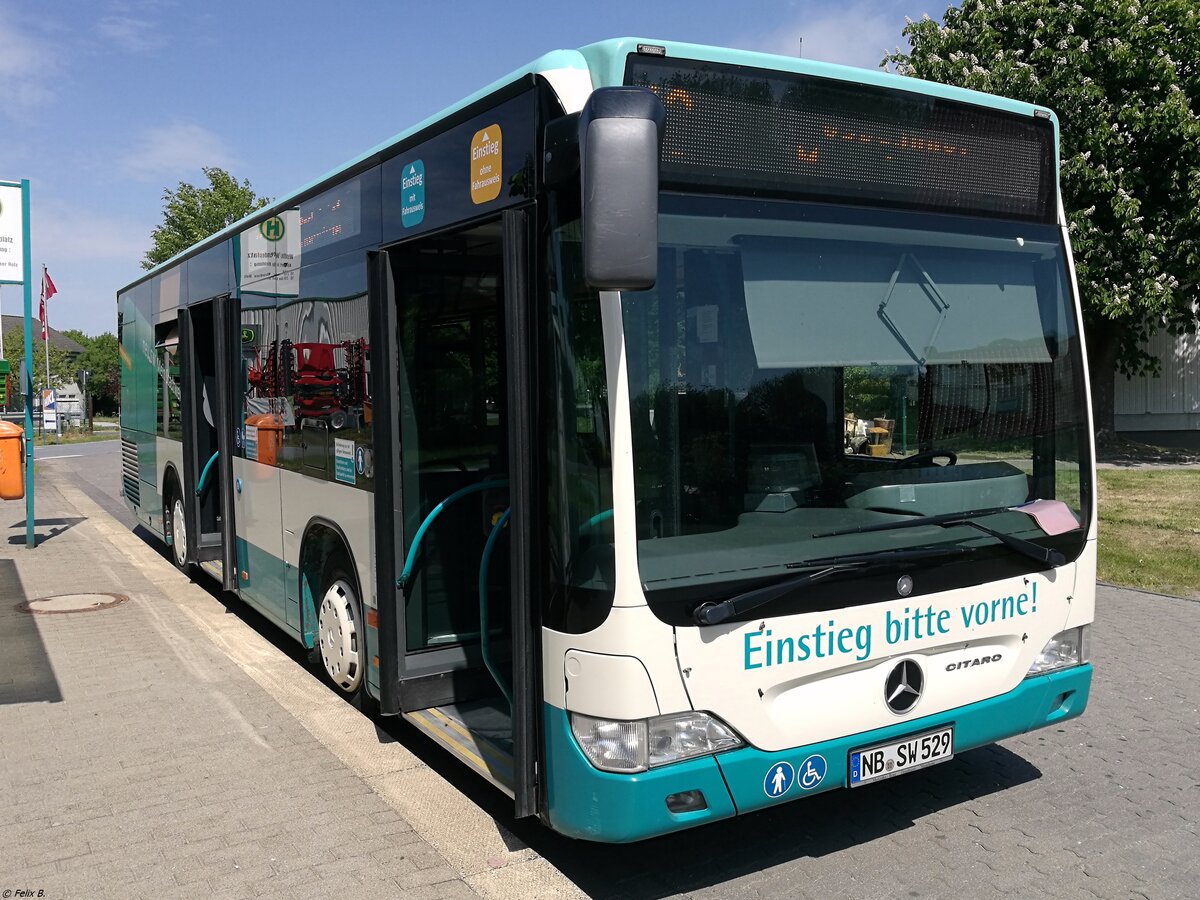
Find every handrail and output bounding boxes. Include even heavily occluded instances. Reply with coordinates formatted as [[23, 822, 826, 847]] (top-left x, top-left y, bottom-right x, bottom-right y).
[[396, 477, 508, 588], [195, 451, 219, 497], [579, 508, 613, 534], [479, 507, 513, 711]]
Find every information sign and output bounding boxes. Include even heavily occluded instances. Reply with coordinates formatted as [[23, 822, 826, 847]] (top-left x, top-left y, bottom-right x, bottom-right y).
[[0, 182, 25, 284], [41, 389, 57, 431]]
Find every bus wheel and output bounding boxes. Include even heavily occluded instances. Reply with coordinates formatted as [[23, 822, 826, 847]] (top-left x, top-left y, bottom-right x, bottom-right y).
[[165, 481, 194, 577], [317, 569, 364, 695]]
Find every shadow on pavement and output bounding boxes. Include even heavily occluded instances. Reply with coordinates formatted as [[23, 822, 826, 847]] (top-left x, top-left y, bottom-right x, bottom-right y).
[[368, 686, 1043, 898], [6, 516, 86, 547], [0, 559, 64, 705], [132, 526, 314, 668], [518, 743, 1043, 899]]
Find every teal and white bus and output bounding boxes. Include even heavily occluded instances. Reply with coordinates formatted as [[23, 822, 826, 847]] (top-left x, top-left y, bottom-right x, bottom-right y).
[[119, 38, 1095, 842]]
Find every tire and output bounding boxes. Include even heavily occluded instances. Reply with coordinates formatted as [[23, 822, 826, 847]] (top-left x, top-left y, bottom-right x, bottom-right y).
[[165, 480, 195, 577], [315, 563, 366, 697]]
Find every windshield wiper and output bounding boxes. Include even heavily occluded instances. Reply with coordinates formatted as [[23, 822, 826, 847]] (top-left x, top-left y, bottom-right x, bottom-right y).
[[691, 545, 972, 626], [812, 506, 1067, 568]]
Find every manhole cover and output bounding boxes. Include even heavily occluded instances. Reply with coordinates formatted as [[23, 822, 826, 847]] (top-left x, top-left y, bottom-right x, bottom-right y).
[[18, 593, 129, 615]]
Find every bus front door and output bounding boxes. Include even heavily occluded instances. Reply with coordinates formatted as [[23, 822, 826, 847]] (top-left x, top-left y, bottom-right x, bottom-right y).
[[177, 296, 239, 591], [371, 209, 540, 818]]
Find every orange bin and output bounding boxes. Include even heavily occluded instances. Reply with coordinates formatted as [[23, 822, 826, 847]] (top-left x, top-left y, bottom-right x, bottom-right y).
[[0, 420, 26, 500], [245, 413, 284, 467]]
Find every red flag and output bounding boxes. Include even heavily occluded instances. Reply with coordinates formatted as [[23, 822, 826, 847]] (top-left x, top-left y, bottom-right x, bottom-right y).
[[42, 268, 57, 302], [39, 267, 55, 341]]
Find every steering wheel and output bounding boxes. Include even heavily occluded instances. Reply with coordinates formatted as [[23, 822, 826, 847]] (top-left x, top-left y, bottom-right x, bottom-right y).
[[899, 449, 957, 468]]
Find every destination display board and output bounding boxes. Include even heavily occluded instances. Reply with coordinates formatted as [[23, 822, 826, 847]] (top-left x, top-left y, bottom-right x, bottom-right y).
[[625, 54, 1056, 223]]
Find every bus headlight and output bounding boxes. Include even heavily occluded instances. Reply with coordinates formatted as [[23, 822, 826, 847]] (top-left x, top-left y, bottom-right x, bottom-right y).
[[1026, 625, 1090, 677], [570, 711, 743, 773], [647, 711, 742, 768], [569, 714, 646, 772]]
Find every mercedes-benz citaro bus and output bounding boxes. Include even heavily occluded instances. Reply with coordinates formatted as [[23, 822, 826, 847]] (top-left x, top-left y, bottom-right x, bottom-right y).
[[119, 38, 1095, 842]]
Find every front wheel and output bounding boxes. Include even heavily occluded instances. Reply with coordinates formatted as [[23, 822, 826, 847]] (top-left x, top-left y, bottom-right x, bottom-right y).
[[316, 570, 364, 695]]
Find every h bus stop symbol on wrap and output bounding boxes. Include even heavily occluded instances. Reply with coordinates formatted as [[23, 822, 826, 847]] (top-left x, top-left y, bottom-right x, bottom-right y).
[[260, 217, 284, 241]]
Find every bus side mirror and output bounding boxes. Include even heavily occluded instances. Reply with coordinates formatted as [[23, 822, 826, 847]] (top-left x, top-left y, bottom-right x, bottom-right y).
[[578, 87, 665, 291]]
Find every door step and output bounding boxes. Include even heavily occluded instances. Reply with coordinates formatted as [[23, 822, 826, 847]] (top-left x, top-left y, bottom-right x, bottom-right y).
[[404, 698, 514, 797]]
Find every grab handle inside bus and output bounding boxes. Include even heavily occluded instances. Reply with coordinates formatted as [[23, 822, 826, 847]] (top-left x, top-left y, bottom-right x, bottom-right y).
[[578, 86, 665, 290], [396, 478, 509, 589], [195, 451, 219, 498]]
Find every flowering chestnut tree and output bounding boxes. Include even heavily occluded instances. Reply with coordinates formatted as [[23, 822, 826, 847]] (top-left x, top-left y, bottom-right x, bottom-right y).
[[884, 0, 1200, 435]]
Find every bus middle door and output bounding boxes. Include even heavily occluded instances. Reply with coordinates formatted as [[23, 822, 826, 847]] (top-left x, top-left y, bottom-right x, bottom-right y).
[[177, 296, 239, 590]]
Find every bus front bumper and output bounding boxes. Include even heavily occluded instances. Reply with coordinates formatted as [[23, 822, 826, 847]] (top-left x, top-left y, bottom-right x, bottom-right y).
[[543, 663, 1091, 842]]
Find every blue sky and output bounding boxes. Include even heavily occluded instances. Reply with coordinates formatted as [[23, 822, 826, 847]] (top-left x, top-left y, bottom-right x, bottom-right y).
[[0, 0, 934, 336]]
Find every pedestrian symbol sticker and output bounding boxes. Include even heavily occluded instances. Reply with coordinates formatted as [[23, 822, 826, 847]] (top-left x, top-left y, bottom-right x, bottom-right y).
[[763, 760, 794, 798], [401, 159, 425, 227], [798, 754, 827, 790]]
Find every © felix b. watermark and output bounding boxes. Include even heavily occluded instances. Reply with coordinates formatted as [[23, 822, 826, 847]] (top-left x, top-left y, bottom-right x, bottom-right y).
[[3, 890, 47, 897]]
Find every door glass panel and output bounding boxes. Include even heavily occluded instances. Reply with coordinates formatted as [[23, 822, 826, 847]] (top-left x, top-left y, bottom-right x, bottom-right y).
[[154, 322, 183, 440], [392, 221, 509, 652], [187, 305, 223, 538]]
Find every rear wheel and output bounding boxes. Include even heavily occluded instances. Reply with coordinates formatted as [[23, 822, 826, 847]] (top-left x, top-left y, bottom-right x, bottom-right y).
[[165, 480, 195, 577]]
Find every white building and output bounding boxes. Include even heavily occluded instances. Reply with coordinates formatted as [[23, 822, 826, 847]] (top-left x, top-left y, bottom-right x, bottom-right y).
[[1114, 329, 1200, 448]]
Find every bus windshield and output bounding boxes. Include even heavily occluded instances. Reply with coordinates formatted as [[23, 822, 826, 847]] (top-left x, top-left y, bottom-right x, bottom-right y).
[[620, 194, 1091, 618]]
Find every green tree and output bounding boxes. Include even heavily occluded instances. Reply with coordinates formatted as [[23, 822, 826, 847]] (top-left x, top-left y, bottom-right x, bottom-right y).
[[142, 167, 270, 270], [75, 332, 120, 415], [884, 0, 1200, 436], [60, 327, 91, 347], [1, 327, 75, 402]]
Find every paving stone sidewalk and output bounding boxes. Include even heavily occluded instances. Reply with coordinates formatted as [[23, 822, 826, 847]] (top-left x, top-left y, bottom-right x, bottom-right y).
[[0, 480, 477, 900]]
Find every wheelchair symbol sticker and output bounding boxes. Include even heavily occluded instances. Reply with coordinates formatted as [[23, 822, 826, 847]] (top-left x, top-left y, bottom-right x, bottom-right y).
[[763, 761, 794, 798], [798, 754, 827, 790]]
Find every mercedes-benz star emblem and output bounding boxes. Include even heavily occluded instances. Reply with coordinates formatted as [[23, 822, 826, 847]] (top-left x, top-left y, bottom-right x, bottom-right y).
[[885, 659, 924, 714]]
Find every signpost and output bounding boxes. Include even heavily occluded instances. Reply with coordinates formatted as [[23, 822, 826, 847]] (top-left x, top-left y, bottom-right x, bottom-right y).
[[0, 178, 36, 548], [41, 389, 57, 433]]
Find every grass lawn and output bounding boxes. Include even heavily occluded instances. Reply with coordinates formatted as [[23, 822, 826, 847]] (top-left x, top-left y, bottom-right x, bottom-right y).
[[1097, 468, 1200, 598], [33, 430, 119, 446]]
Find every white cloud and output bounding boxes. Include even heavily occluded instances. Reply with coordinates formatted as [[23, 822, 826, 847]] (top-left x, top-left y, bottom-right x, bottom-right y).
[[118, 122, 236, 181], [732, 2, 908, 70], [7, 198, 151, 336], [97, 14, 164, 53], [31, 198, 149, 264], [0, 11, 60, 113]]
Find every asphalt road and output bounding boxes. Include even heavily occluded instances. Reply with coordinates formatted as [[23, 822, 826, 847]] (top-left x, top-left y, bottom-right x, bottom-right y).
[[46, 442, 1200, 899], [33, 438, 134, 525]]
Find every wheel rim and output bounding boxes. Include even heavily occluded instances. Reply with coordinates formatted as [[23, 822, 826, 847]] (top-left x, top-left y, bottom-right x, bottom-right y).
[[172, 498, 188, 567], [318, 578, 363, 693]]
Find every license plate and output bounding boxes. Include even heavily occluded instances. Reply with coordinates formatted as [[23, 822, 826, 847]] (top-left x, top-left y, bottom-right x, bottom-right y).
[[849, 726, 954, 787]]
